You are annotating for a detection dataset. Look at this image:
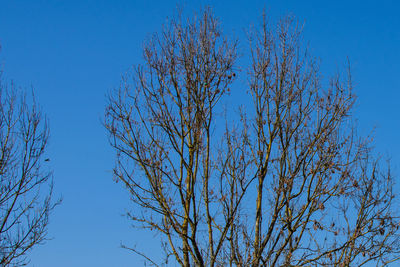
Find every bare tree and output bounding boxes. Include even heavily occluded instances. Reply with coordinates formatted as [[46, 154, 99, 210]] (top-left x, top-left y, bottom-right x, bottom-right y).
[[0, 73, 58, 266], [105, 9, 400, 266]]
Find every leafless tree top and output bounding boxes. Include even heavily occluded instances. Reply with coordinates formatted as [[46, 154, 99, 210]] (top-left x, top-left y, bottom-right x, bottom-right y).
[[106, 9, 400, 267]]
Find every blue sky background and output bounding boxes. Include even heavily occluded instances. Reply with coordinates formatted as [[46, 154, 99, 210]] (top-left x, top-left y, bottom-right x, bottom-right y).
[[0, 0, 399, 266]]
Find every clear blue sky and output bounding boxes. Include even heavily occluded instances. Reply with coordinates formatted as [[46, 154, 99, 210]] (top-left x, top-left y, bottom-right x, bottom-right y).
[[0, 0, 399, 266]]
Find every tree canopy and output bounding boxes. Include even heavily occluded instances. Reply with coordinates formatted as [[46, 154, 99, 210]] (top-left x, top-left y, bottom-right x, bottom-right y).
[[105, 9, 400, 266]]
